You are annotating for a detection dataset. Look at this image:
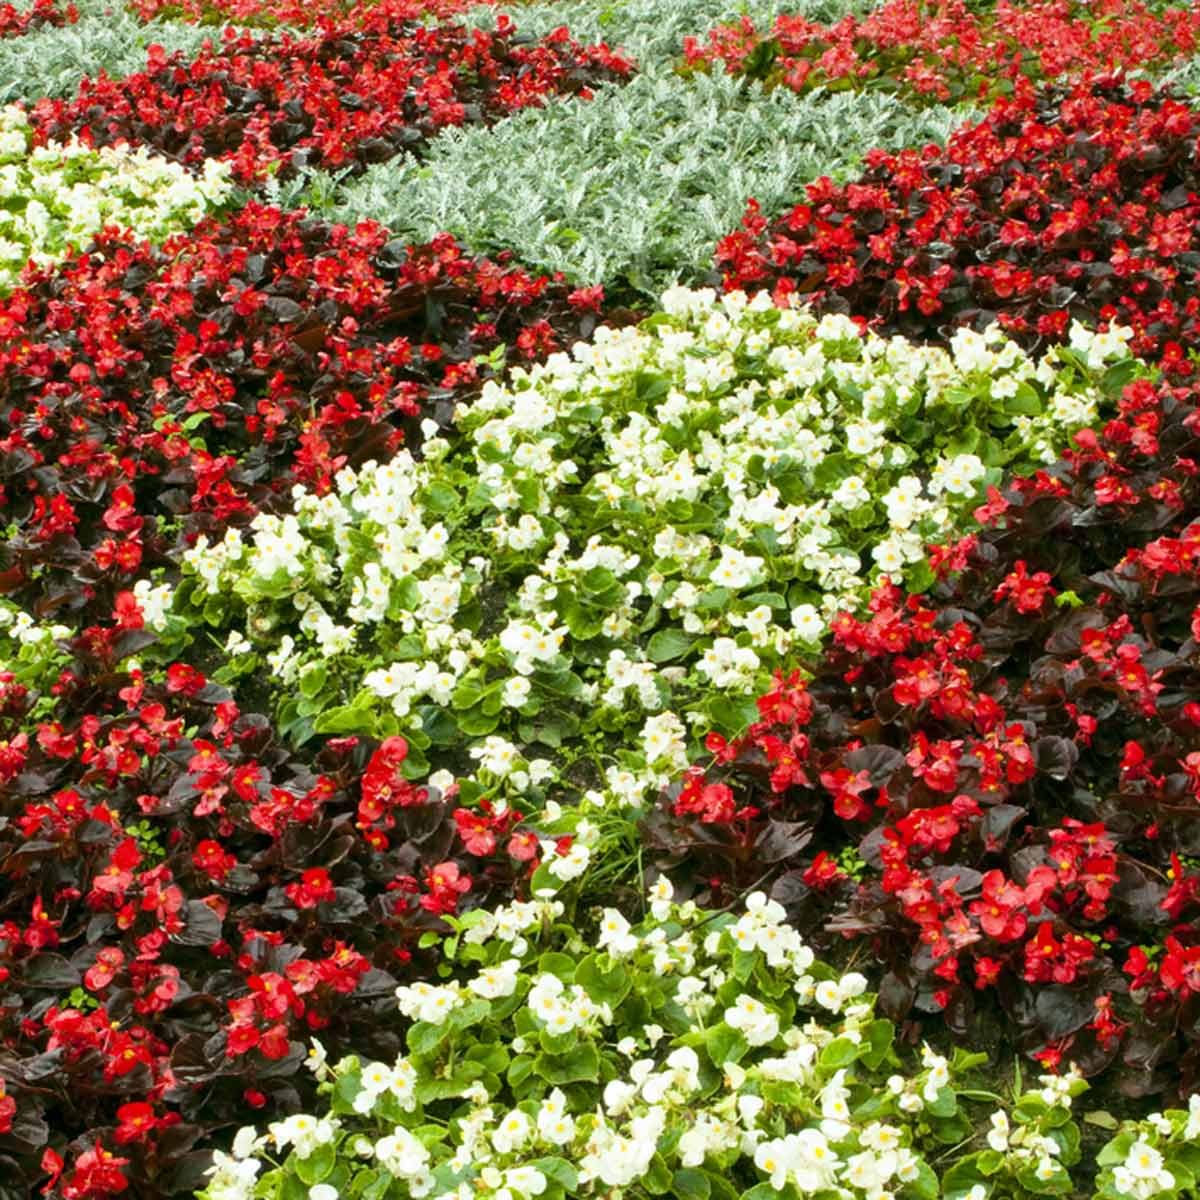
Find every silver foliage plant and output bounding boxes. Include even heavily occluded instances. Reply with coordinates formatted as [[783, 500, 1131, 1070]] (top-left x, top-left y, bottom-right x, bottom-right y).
[[287, 0, 972, 299], [0, 0, 264, 103]]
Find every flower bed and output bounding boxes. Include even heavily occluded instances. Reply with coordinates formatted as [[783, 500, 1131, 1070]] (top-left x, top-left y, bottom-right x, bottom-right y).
[[681, 0, 1200, 105], [714, 80, 1200, 369], [28, 13, 634, 182], [157, 288, 1132, 816], [650, 370, 1200, 1099], [1, 0, 1200, 1190], [0, 202, 616, 633], [0, 104, 233, 292]]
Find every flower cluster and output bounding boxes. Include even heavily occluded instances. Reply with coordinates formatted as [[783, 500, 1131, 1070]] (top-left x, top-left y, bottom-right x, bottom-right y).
[[203, 885, 1089, 1200], [682, 0, 1200, 106], [0, 201, 615, 631], [715, 80, 1200, 369], [0, 0, 75, 38], [29, 13, 634, 181], [1094, 1097, 1200, 1200], [0, 103, 232, 292], [165, 287, 1125, 816], [653, 370, 1200, 1096]]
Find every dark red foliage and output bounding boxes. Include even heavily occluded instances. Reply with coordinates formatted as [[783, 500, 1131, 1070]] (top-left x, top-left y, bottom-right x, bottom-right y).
[[714, 80, 1200, 368], [649, 375, 1200, 1098], [0, 628, 548, 1197], [0, 203, 621, 631], [682, 0, 1200, 105], [0, 0, 75, 36], [28, 13, 634, 181]]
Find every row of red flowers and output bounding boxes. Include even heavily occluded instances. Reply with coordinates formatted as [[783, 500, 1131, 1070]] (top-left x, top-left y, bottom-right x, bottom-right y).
[[0, 609, 539, 1195], [0, 0, 74, 37], [652, 371, 1200, 1098], [28, 13, 634, 182], [126, 0, 479, 31], [713, 79, 1200, 371], [0, 202, 619, 635], [682, 0, 1200, 105]]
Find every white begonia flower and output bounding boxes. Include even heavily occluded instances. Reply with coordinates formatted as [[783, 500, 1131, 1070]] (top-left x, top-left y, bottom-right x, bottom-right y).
[[468, 958, 521, 1000], [648, 876, 674, 920], [469, 736, 521, 777], [231, 1127, 261, 1160], [491, 1109, 532, 1154], [502, 675, 533, 708], [597, 908, 639, 957], [267, 1114, 337, 1159], [395, 981, 463, 1025], [374, 1127, 430, 1179], [540, 838, 590, 882], [986, 1111, 1010, 1152], [204, 1150, 262, 1200], [504, 1167, 547, 1198], [724, 994, 780, 1047], [536, 1089, 576, 1146], [920, 1045, 950, 1101], [354, 1061, 400, 1114], [1186, 1094, 1200, 1140], [640, 712, 688, 768], [709, 545, 764, 590]]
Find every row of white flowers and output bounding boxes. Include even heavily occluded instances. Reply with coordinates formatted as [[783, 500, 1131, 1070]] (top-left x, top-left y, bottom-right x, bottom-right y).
[[0, 103, 233, 292], [200, 881, 1115, 1200], [158, 287, 1140, 816]]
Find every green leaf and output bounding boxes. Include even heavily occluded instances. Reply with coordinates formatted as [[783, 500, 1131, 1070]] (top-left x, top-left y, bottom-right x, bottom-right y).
[[363, 1171, 396, 1200], [739, 1185, 785, 1200], [281, 1172, 311, 1200], [1100, 357, 1139, 399], [906, 1161, 938, 1200], [407, 1021, 448, 1057], [313, 703, 372, 736], [941, 1157, 986, 1200], [818, 1036, 860, 1069], [456, 709, 500, 737], [422, 482, 460, 514], [646, 628, 695, 663], [533, 1158, 579, 1192], [704, 1022, 748, 1067], [923, 1085, 958, 1118], [574, 954, 631, 1008], [293, 1142, 335, 1186], [975, 1150, 1004, 1176], [298, 664, 326, 697], [465, 1042, 509, 1074], [508, 1055, 535, 1090], [533, 1042, 600, 1084], [642, 1154, 673, 1195], [1003, 381, 1043, 416], [673, 1168, 711, 1200], [538, 951, 577, 982]]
